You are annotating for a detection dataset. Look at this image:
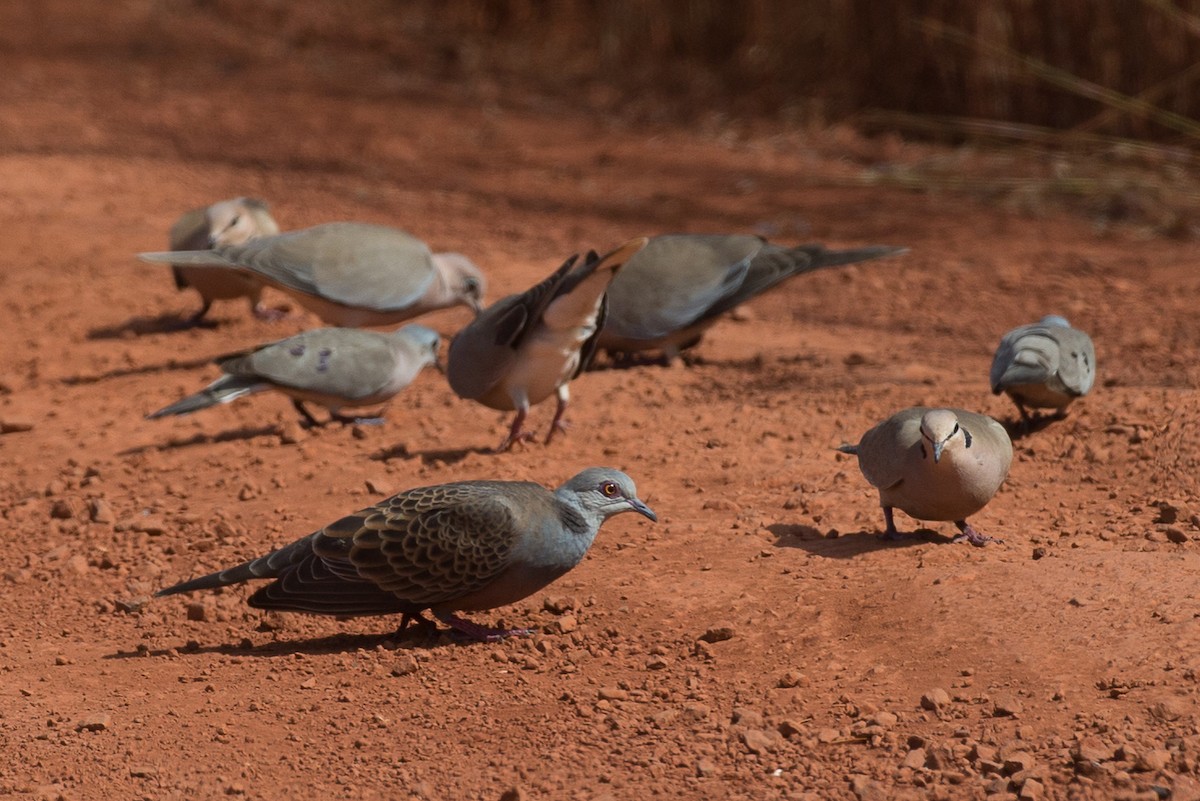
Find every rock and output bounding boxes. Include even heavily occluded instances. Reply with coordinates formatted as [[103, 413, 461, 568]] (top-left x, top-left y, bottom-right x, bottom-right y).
[[89, 498, 114, 524], [597, 687, 629, 701], [777, 669, 807, 688], [817, 728, 841, 743], [681, 703, 709, 722], [741, 728, 778, 754], [1148, 697, 1187, 721], [185, 602, 207, 622], [992, 694, 1023, 717], [849, 774, 889, 801], [75, 714, 111, 732], [698, 625, 735, 643], [1136, 749, 1171, 772], [731, 708, 764, 728], [872, 711, 898, 728], [902, 748, 927, 769], [1073, 736, 1113, 764], [548, 614, 577, 634], [1003, 751, 1037, 775], [1018, 777, 1044, 800], [49, 500, 74, 520], [65, 555, 89, 575], [696, 758, 717, 777], [390, 654, 419, 676], [1166, 527, 1189, 544], [498, 788, 524, 801], [920, 688, 950, 710], [777, 719, 805, 739]]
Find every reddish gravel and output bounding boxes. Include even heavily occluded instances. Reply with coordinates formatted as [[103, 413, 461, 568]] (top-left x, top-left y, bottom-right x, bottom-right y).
[[4, 4, 1200, 801]]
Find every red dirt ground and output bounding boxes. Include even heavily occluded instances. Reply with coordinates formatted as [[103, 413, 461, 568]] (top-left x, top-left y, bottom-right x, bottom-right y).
[[4, 4, 1200, 800]]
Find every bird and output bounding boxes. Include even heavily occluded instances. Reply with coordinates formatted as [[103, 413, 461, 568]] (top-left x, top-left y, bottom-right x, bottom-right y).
[[139, 222, 486, 328], [156, 467, 657, 641], [990, 315, 1095, 426], [837, 407, 1012, 546], [147, 324, 441, 427], [597, 234, 906, 362], [167, 197, 282, 325], [447, 238, 648, 451]]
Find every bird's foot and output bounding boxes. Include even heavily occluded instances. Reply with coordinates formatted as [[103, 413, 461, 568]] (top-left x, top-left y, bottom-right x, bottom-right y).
[[392, 612, 438, 640], [544, 418, 571, 445], [877, 527, 906, 542], [494, 429, 535, 453], [952, 521, 1002, 547], [435, 613, 533, 642]]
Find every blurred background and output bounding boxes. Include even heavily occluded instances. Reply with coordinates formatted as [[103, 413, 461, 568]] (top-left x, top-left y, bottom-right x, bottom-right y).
[[5, 0, 1200, 236]]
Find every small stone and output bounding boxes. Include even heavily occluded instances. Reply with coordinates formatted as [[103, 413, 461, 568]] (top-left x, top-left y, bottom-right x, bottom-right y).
[[65, 555, 89, 575], [1003, 751, 1037, 775], [49, 500, 74, 520], [548, 614, 577, 634], [872, 711, 898, 728], [390, 655, 419, 676], [597, 687, 629, 701], [1073, 736, 1113, 764], [817, 728, 840, 743], [849, 773, 888, 801], [698, 626, 734, 643], [89, 499, 114, 524], [1166, 527, 1189, 544], [777, 719, 805, 739], [902, 748, 927, 769], [277, 422, 305, 445], [75, 714, 111, 732], [498, 789, 524, 801], [920, 688, 951, 710], [777, 669, 807, 688], [681, 703, 710, 721], [1136, 749, 1171, 772], [0, 418, 34, 434], [1018, 777, 1044, 800], [129, 766, 157, 778], [185, 602, 207, 622], [696, 758, 717, 777], [741, 728, 778, 754], [299, 677, 317, 689], [731, 708, 764, 728], [645, 657, 669, 670], [542, 596, 576, 614], [993, 694, 1023, 717]]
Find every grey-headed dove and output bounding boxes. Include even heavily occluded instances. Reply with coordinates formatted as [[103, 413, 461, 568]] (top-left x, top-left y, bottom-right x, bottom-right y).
[[147, 324, 441, 427], [598, 234, 906, 361], [990, 315, 1095, 425], [447, 238, 647, 451], [156, 467, 656, 641], [838, 407, 1012, 546], [141, 222, 486, 328], [168, 197, 281, 324]]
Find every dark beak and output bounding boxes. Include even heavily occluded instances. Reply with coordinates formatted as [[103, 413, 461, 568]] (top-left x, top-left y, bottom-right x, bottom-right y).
[[630, 498, 657, 522]]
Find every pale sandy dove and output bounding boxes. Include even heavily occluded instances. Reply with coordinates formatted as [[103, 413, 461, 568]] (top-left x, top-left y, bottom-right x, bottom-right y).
[[168, 197, 282, 325], [598, 234, 906, 361], [990, 315, 1095, 425], [156, 467, 656, 641], [147, 324, 441, 427], [447, 238, 648, 451], [837, 407, 1012, 546], [141, 222, 486, 327]]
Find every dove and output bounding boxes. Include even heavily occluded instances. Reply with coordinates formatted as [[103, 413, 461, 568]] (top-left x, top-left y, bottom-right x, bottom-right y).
[[447, 238, 648, 451], [147, 324, 441, 427], [167, 197, 282, 324], [597, 234, 906, 361], [990, 315, 1096, 425], [140, 222, 486, 328], [156, 467, 657, 641], [837, 407, 1012, 546]]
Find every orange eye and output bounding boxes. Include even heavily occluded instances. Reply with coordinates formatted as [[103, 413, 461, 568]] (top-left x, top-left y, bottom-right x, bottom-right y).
[[601, 482, 619, 497]]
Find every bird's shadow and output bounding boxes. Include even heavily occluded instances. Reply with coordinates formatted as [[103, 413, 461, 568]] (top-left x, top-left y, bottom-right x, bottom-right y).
[[372, 443, 495, 465], [87, 313, 218, 340], [117, 425, 282, 455], [769, 523, 952, 558], [60, 355, 214, 386], [1002, 413, 1064, 441], [104, 629, 463, 661]]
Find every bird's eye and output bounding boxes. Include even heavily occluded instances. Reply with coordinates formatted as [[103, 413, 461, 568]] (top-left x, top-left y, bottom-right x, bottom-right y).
[[228, 215, 241, 228], [463, 277, 480, 293], [601, 482, 619, 497]]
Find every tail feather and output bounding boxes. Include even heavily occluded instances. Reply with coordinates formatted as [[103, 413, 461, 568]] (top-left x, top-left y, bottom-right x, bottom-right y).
[[139, 249, 239, 267], [156, 536, 316, 597], [792, 244, 908, 271], [835, 443, 859, 455], [146, 377, 264, 419]]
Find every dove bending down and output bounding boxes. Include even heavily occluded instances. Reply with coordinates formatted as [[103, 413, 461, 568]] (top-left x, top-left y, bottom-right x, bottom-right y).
[[157, 467, 657, 641], [140, 222, 486, 328], [447, 238, 648, 451], [147, 324, 441, 427], [598, 234, 906, 361], [838, 407, 1012, 546], [168, 197, 282, 324], [990, 315, 1095, 425]]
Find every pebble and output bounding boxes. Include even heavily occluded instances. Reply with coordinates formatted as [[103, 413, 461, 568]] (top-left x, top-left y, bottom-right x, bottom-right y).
[[0, 418, 34, 434], [920, 688, 950, 710], [390, 655, 419, 676], [731, 708, 764, 728], [698, 625, 734, 643], [993, 694, 1023, 717], [902, 748, 927, 769], [75, 714, 111, 732], [89, 498, 114, 524], [741, 728, 778, 754], [185, 602, 207, 622], [597, 687, 629, 701]]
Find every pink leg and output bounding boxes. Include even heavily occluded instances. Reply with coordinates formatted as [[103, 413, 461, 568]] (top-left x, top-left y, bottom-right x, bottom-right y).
[[952, 519, 1002, 546], [434, 612, 533, 642], [545, 385, 570, 445], [495, 407, 534, 452]]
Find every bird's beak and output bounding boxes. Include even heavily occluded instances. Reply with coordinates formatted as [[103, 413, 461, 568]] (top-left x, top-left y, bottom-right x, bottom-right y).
[[468, 298, 484, 316], [932, 440, 945, 463], [433, 357, 445, 375], [630, 498, 657, 522]]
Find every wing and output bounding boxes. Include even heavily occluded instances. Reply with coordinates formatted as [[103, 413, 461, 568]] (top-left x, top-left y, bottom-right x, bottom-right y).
[[854, 408, 925, 491], [602, 235, 761, 340], [990, 325, 1058, 392], [219, 328, 396, 400], [1052, 327, 1096, 396], [445, 255, 578, 399]]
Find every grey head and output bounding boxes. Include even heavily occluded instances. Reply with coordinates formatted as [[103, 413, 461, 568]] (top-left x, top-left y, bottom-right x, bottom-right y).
[[555, 468, 657, 528], [432, 252, 487, 314], [392, 323, 442, 361], [1037, 314, 1071, 328]]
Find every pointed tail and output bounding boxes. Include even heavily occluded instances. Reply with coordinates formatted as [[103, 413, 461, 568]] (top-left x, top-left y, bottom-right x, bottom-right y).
[[146, 377, 263, 419]]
